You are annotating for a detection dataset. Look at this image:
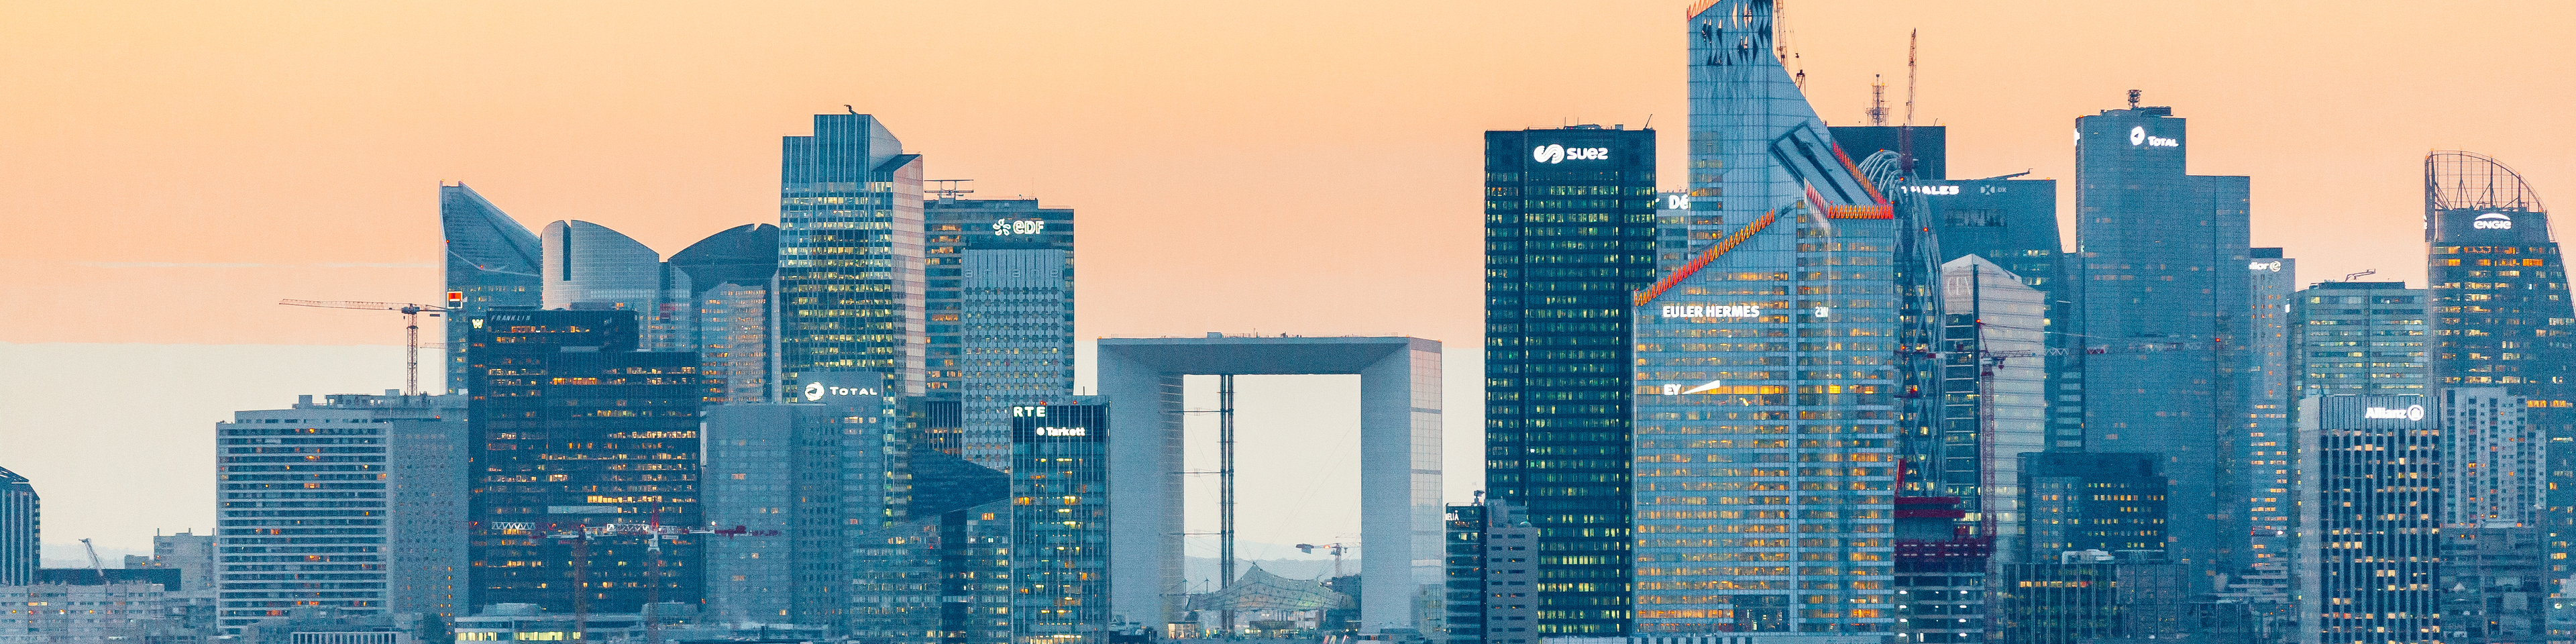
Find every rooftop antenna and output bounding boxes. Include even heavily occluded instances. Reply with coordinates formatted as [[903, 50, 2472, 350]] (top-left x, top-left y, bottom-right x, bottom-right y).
[[2127, 90, 2141, 109], [928, 178, 975, 201], [1866, 74, 1888, 126], [2345, 269, 2378, 282], [845, 105, 857, 114]]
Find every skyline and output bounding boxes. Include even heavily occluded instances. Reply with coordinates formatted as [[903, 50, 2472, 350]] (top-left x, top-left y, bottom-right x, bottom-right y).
[[5, 0, 2576, 559]]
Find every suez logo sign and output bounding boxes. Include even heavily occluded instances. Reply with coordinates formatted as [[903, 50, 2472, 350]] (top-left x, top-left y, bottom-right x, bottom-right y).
[[994, 219, 1047, 235], [800, 382, 879, 401], [2363, 405, 2427, 422], [1010, 406, 1089, 437], [2475, 213, 2515, 229], [2129, 126, 2179, 148], [1531, 144, 1611, 164]]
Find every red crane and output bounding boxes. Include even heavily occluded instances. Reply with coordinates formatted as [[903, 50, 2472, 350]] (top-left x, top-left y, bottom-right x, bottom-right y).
[[277, 299, 447, 395]]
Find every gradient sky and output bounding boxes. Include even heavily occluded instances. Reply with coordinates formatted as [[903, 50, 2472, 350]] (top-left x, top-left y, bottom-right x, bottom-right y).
[[4, 1, 2572, 553]]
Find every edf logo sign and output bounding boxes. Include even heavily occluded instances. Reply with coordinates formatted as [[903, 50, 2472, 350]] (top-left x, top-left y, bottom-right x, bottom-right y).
[[1532, 144, 1609, 164]]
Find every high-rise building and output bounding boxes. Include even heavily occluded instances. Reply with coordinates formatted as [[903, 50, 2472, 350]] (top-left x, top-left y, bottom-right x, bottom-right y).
[[666, 223, 782, 404], [2444, 388, 2540, 527], [849, 453, 1012, 644], [2436, 525, 2549, 644], [1899, 170, 2074, 451], [924, 196, 1077, 471], [464, 309, 701, 614], [701, 372, 902, 631], [1935, 255, 2047, 561], [2072, 95, 2253, 578], [1632, 3, 1902, 633], [1009, 402, 1111, 644], [1483, 124, 1657, 638], [215, 393, 467, 631], [2235, 249, 2300, 625], [2295, 394, 2441, 644], [1444, 499, 1539, 644], [540, 220, 665, 316], [1991, 550, 2194, 644], [2424, 150, 2576, 580], [2292, 281, 2430, 398], [2019, 452, 2169, 557], [778, 112, 927, 396], [441, 182, 544, 395], [0, 466, 34, 586]]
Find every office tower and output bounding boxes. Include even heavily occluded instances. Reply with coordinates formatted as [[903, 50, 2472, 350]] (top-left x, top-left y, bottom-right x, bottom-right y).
[[2436, 526, 2548, 644], [667, 223, 782, 404], [924, 196, 1077, 470], [541, 220, 664, 315], [2072, 94, 2253, 578], [441, 182, 544, 395], [2229, 249, 2301, 629], [2444, 388, 2539, 526], [464, 309, 702, 614], [702, 372, 900, 631], [1634, 2, 1904, 632], [849, 453, 1012, 644], [1483, 124, 1657, 637], [2292, 282, 2431, 398], [2018, 453, 2169, 557], [1903, 171, 2077, 451], [0, 466, 33, 586], [779, 112, 928, 396], [1010, 402, 1111, 643], [214, 393, 466, 631], [1990, 551, 2193, 644], [2295, 394, 2440, 644], [129, 530, 217, 596], [1444, 499, 1538, 644], [2424, 151, 2576, 580], [2436, 388, 2548, 644], [1935, 255, 2046, 561]]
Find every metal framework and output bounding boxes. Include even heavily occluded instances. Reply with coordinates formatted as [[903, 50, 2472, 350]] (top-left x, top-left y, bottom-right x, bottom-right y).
[[2428, 150, 2546, 213]]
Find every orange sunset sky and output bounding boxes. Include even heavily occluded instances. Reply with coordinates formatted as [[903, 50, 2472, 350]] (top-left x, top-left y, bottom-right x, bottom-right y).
[[3, 1, 2572, 553]]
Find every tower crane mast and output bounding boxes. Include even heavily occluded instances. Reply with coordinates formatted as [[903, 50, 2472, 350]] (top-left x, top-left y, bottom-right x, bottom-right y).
[[277, 299, 448, 396]]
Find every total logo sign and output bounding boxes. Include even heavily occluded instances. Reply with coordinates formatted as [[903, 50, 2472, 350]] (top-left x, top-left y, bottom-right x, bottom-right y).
[[2363, 405, 2426, 421], [2475, 213, 2514, 229], [2129, 126, 2179, 148], [1533, 144, 1610, 164], [802, 382, 879, 401]]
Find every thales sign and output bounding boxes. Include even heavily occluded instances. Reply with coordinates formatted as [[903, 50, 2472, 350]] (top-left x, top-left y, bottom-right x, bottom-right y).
[[2129, 126, 2178, 148], [1533, 144, 1609, 164], [2363, 405, 2426, 421], [2475, 213, 2514, 229]]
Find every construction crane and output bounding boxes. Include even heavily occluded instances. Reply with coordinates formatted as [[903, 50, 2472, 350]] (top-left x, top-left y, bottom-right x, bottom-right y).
[[1293, 542, 1352, 578], [79, 539, 105, 584], [277, 299, 448, 396]]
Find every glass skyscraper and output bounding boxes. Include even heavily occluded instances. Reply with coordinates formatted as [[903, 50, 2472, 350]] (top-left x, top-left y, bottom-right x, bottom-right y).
[[667, 223, 782, 404], [2072, 98, 2252, 578], [780, 113, 927, 396], [1010, 402, 1111, 644], [464, 309, 702, 614], [1482, 125, 1658, 637], [2423, 150, 2576, 580], [1629, 1, 1901, 631], [926, 196, 1076, 471], [0, 466, 36, 587], [440, 182, 543, 395], [2296, 394, 2442, 644], [701, 371, 900, 631]]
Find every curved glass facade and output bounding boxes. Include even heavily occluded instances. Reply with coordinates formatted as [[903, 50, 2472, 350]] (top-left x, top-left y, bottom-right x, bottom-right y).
[[440, 182, 542, 394]]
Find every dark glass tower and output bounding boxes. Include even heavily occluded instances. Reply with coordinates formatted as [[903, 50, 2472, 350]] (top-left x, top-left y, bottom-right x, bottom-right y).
[[0, 466, 34, 587], [464, 309, 702, 613], [1482, 125, 1657, 637], [2072, 98, 2252, 578], [440, 182, 543, 395], [1010, 402, 1111, 643], [2300, 394, 2441, 644], [2424, 150, 2576, 580], [667, 223, 782, 404], [779, 113, 927, 396]]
